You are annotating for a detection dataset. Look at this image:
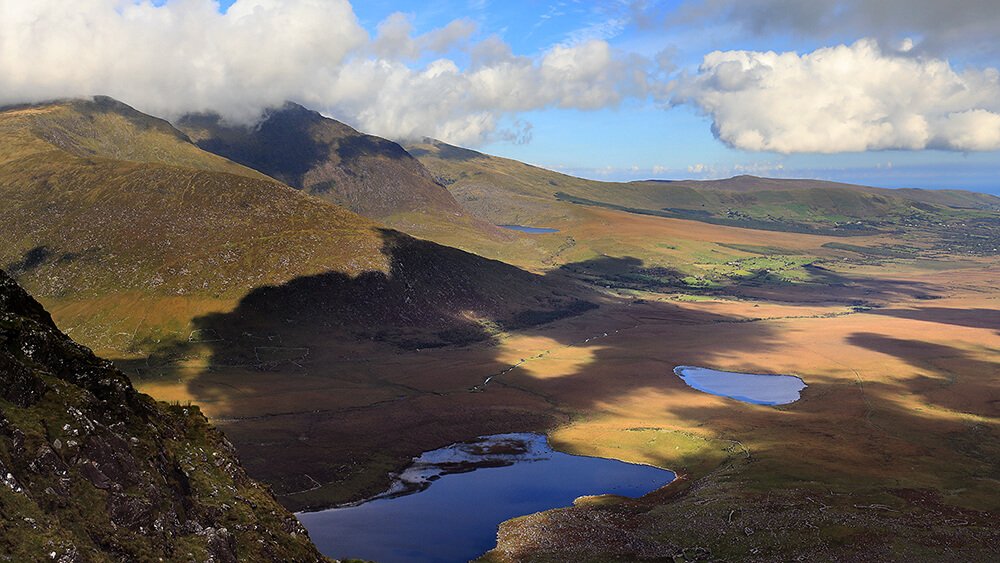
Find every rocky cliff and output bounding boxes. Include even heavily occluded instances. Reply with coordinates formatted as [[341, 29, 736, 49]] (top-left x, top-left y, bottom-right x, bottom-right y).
[[0, 270, 325, 562]]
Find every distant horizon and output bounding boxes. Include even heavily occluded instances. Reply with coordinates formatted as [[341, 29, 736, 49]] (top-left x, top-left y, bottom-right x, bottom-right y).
[[561, 168, 1000, 196], [13, 92, 997, 197]]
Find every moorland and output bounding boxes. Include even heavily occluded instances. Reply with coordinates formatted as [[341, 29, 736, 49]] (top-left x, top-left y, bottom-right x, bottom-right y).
[[2, 97, 997, 561]]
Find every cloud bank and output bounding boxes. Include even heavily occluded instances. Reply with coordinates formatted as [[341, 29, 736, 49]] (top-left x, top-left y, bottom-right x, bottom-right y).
[[4, 1, 998, 154], [675, 40, 1000, 153], [0, 0, 653, 146], [669, 0, 1000, 58]]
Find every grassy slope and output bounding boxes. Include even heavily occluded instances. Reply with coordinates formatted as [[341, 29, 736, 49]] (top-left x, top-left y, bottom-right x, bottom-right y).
[[0, 99, 589, 357], [405, 138, 602, 226], [1, 97, 270, 180], [404, 139, 910, 284], [408, 139, 1000, 239]]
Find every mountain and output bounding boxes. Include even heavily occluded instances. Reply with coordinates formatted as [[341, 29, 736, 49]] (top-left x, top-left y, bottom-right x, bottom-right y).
[[175, 103, 506, 246], [0, 96, 268, 180], [0, 98, 590, 356], [0, 270, 325, 561], [408, 138, 1000, 238], [638, 174, 1000, 207], [405, 138, 595, 227], [176, 103, 461, 219]]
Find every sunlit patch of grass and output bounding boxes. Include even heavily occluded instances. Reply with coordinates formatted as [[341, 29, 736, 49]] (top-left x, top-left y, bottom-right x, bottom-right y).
[[494, 334, 603, 379]]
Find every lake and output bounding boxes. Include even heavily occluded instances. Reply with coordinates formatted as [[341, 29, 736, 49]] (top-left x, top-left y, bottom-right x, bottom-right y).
[[674, 365, 807, 405], [498, 225, 560, 234], [297, 433, 674, 563]]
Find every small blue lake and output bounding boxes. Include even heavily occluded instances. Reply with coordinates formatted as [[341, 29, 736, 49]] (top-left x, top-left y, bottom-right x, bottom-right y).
[[297, 433, 674, 563], [674, 365, 807, 405], [498, 224, 560, 234]]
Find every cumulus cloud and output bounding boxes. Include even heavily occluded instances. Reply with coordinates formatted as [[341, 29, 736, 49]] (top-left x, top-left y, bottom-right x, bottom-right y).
[[674, 40, 1000, 153], [0, 0, 654, 146], [1, 0, 367, 123], [322, 38, 650, 145]]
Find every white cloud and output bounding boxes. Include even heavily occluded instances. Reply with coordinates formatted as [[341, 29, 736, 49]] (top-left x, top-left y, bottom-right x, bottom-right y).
[[674, 40, 1000, 153], [1, 0, 367, 124], [0, 0, 655, 146], [733, 161, 784, 174], [325, 38, 648, 145], [372, 13, 476, 60]]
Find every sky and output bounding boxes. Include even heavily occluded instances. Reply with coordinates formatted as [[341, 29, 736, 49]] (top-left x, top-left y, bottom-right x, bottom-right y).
[[1, 0, 999, 193]]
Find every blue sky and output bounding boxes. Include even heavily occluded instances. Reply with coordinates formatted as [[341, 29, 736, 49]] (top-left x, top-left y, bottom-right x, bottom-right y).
[[340, 0, 1000, 193], [13, 1, 1000, 194]]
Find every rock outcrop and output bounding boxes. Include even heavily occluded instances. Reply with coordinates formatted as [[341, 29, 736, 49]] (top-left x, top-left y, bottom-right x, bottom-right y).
[[0, 270, 326, 562]]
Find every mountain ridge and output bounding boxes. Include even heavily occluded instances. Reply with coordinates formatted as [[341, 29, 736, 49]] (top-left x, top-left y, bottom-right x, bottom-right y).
[[177, 103, 466, 219], [407, 138, 1000, 239], [0, 97, 590, 355]]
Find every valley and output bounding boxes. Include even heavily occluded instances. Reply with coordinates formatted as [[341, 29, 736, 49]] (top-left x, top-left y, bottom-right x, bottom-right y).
[[1, 98, 997, 561]]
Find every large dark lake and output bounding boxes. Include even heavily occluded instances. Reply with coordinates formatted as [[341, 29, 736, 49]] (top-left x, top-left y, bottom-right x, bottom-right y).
[[297, 433, 674, 563]]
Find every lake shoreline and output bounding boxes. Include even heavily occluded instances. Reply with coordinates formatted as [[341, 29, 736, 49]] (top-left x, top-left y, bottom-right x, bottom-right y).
[[297, 432, 675, 562], [674, 365, 808, 405]]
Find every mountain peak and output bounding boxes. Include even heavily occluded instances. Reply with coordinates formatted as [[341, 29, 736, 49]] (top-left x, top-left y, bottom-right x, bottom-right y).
[[0, 96, 271, 180], [176, 102, 467, 220]]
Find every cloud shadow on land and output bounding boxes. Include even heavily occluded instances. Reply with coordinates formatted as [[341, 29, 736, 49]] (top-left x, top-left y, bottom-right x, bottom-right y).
[[846, 332, 1000, 420], [125, 230, 991, 539], [127, 230, 795, 507], [190, 228, 596, 358], [555, 255, 945, 307], [868, 307, 1000, 333]]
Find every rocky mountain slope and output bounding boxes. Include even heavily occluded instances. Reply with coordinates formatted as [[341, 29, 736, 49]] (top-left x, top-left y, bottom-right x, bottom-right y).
[[0, 270, 325, 561]]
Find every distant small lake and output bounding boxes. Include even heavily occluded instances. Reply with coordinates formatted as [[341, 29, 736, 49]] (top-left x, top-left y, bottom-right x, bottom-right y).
[[674, 365, 807, 405], [498, 224, 560, 234], [297, 433, 674, 563]]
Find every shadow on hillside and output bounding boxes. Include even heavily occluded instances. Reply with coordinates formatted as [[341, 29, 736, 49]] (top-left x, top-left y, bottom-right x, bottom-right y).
[[407, 142, 483, 162], [121, 232, 983, 513], [554, 256, 944, 306], [120, 232, 800, 503], [868, 307, 1000, 333], [191, 229, 594, 358], [180, 106, 414, 191], [846, 332, 1000, 419], [181, 109, 328, 188]]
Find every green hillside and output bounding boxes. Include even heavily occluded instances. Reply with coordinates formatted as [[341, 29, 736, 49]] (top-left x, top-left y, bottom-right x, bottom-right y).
[[0, 99, 590, 356], [408, 139, 1000, 242]]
